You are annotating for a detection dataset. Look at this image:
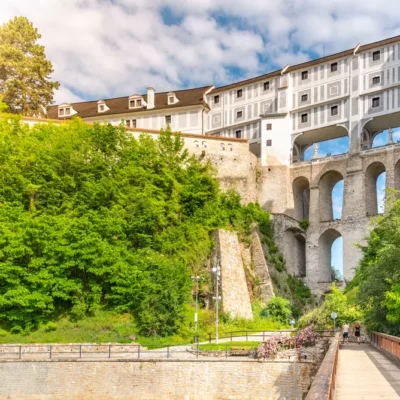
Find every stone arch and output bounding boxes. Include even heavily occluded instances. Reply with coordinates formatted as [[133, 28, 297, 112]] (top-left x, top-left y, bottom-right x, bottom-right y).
[[319, 170, 344, 222], [318, 229, 342, 282], [365, 161, 386, 216], [293, 177, 310, 220], [283, 228, 306, 277]]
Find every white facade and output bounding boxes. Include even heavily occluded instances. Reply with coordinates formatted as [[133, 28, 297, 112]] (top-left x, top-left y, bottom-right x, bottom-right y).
[[204, 36, 400, 167]]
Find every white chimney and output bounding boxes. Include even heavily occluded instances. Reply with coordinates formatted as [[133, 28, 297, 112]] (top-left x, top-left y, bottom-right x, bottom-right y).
[[147, 87, 155, 109]]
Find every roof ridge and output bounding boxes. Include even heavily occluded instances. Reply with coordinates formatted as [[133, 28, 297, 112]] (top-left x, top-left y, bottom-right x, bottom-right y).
[[49, 85, 212, 108]]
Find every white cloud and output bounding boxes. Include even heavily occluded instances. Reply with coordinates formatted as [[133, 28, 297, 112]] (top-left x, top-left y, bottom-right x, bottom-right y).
[[1, 0, 400, 104]]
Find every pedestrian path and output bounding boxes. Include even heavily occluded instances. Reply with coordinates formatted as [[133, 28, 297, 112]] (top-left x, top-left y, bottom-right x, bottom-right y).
[[336, 343, 400, 399]]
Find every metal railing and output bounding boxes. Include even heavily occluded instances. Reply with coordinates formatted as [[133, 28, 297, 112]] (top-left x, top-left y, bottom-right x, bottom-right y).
[[0, 330, 334, 361], [205, 329, 334, 343], [371, 331, 400, 362]]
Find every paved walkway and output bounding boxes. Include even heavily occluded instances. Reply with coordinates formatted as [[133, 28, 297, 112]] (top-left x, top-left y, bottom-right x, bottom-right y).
[[336, 343, 400, 399]]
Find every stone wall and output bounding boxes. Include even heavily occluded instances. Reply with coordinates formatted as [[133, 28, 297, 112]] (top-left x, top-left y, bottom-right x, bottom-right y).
[[0, 359, 314, 400], [213, 230, 253, 320], [250, 227, 275, 303]]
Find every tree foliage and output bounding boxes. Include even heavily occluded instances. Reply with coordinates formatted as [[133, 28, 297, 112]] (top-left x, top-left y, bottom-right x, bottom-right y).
[[0, 116, 271, 335], [0, 17, 59, 116], [265, 297, 292, 323], [299, 283, 361, 329], [355, 190, 400, 335]]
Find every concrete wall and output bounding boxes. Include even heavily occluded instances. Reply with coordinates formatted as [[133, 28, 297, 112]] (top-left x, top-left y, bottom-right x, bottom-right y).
[[0, 360, 314, 400]]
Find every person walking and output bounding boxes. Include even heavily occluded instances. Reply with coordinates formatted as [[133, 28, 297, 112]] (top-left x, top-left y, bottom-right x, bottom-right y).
[[342, 322, 349, 344], [289, 316, 295, 329], [354, 322, 361, 344]]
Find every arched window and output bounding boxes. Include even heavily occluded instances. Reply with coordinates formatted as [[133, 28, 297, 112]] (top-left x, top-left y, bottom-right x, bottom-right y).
[[365, 162, 386, 216], [319, 171, 344, 222]]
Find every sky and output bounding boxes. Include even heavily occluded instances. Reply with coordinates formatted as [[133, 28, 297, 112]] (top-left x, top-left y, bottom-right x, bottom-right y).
[[1, 0, 400, 277], [2, 0, 400, 104]]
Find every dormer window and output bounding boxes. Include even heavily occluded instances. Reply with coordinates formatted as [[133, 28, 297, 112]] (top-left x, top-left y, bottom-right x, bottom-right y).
[[168, 92, 179, 105], [129, 95, 145, 109], [58, 104, 75, 118], [97, 100, 109, 113]]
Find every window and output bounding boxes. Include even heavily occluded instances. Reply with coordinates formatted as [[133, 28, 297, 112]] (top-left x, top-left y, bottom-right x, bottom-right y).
[[237, 89, 243, 98], [168, 97, 174, 104], [59, 109, 65, 116], [129, 100, 135, 108], [235, 130, 242, 138], [266, 123, 272, 130], [165, 115, 171, 124], [136, 99, 142, 107], [330, 62, 338, 73], [372, 50, 381, 61], [132, 119, 137, 128], [264, 81, 270, 90], [266, 140, 272, 146], [126, 120, 131, 128], [99, 104, 104, 112], [301, 113, 308, 123], [237, 111, 243, 118], [331, 105, 338, 116], [301, 71, 308, 80], [372, 76, 380, 85], [372, 97, 380, 108], [214, 95, 220, 104], [65, 108, 71, 116], [301, 94, 308, 102]]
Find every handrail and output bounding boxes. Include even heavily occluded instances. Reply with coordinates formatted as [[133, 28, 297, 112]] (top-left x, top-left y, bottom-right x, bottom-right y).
[[305, 333, 340, 400], [370, 331, 400, 362]]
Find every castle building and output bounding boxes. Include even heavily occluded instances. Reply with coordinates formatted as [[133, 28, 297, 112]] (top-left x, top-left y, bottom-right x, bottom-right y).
[[46, 34, 400, 291]]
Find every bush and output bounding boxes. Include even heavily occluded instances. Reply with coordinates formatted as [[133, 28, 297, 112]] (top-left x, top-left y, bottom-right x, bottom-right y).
[[265, 297, 292, 323], [43, 322, 58, 332], [299, 219, 309, 231]]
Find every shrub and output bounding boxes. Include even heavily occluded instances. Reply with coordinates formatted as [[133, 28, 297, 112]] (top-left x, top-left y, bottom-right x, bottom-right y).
[[299, 219, 309, 231], [43, 322, 58, 332], [265, 297, 292, 323]]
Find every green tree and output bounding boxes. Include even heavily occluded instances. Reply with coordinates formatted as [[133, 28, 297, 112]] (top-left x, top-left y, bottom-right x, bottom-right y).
[[0, 17, 59, 116], [355, 190, 400, 335], [0, 116, 272, 336], [299, 283, 361, 329]]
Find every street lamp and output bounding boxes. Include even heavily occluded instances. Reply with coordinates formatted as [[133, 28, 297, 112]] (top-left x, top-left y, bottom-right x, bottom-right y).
[[190, 276, 202, 339], [212, 263, 221, 344]]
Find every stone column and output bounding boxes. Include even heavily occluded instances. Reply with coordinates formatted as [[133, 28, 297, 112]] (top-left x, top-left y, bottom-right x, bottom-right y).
[[388, 127, 394, 145]]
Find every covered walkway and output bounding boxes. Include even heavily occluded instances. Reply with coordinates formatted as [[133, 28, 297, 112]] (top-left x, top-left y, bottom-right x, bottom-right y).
[[336, 343, 400, 399]]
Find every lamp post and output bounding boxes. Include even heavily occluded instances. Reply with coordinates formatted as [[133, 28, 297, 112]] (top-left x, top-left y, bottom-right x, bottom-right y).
[[191, 276, 201, 337], [212, 263, 221, 344]]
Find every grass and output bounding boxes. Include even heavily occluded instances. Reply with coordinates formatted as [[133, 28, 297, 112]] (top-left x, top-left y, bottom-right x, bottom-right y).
[[0, 311, 137, 344], [198, 341, 260, 351], [0, 302, 288, 348]]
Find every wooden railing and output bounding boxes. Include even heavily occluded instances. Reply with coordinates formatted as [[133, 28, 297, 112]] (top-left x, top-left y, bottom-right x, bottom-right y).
[[305, 333, 340, 400], [371, 331, 400, 362]]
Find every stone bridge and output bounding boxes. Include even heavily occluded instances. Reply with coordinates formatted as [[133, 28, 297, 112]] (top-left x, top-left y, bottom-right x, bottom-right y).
[[261, 142, 400, 293]]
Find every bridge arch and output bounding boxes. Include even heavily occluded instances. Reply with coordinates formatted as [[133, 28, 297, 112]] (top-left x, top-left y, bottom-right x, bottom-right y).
[[293, 177, 310, 220], [284, 228, 306, 277], [318, 228, 342, 282], [319, 170, 344, 222], [365, 161, 386, 216]]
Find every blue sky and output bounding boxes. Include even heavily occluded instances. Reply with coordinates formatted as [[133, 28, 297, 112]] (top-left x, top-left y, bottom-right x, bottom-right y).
[[1, 0, 400, 278]]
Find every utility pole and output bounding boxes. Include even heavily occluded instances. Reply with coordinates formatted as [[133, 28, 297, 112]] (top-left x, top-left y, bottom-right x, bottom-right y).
[[212, 263, 221, 344]]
